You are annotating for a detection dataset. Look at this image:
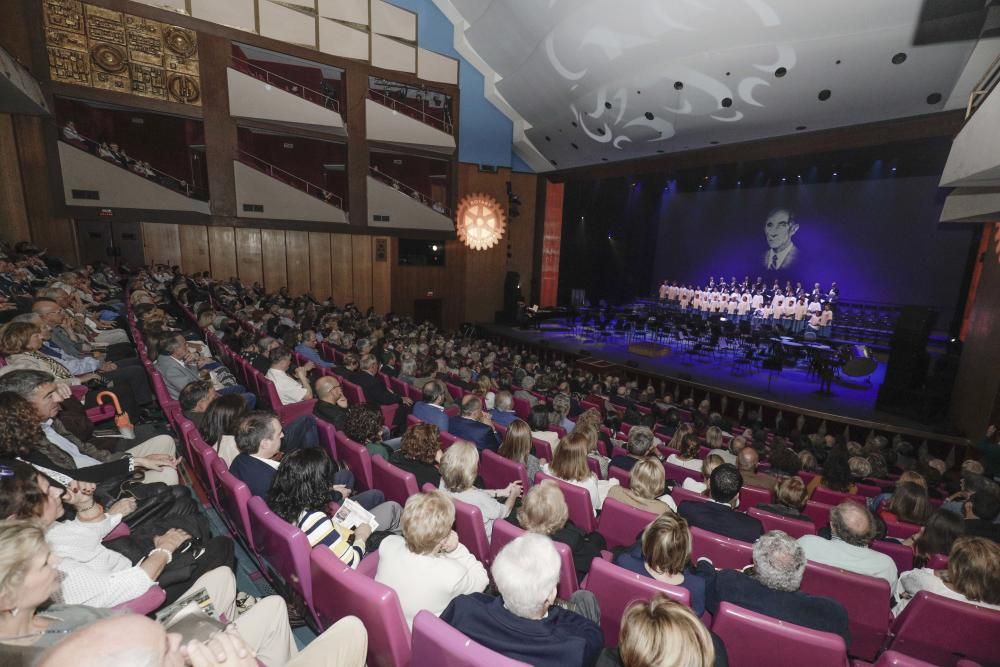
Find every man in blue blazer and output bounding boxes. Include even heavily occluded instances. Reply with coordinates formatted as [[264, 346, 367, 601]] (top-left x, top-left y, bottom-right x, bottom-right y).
[[411, 379, 450, 433], [448, 394, 501, 452], [678, 463, 764, 543], [228, 411, 284, 498], [489, 391, 519, 428]]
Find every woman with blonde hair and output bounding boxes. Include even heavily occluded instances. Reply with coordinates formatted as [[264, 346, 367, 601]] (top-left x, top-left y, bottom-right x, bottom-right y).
[[608, 458, 675, 514], [704, 426, 724, 452], [613, 513, 707, 615], [614, 593, 715, 667], [375, 491, 488, 627], [893, 536, 1000, 615], [0, 322, 96, 386], [497, 418, 543, 484], [682, 453, 724, 495], [474, 373, 496, 410], [515, 480, 606, 579], [574, 422, 611, 479], [666, 434, 703, 472], [439, 440, 521, 539], [543, 431, 605, 512]]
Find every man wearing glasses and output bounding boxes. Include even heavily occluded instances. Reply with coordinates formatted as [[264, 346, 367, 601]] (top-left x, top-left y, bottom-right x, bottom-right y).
[[313, 375, 349, 431], [762, 207, 800, 270]]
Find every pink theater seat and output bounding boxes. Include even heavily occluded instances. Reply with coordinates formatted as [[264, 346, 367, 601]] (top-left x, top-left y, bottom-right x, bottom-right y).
[[422, 482, 491, 565], [533, 471, 597, 532], [811, 487, 867, 506], [738, 485, 773, 510], [335, 431, 374, 491], [799, 560, 892, 662], [531, 437, 553, 462], [689, 526, 753, 570], [883, 516, 922, 540], [586, 456, 603, 479], [310, 547, 412, 667], [869, 651, 942, 666], [803, 500, 835, 528], [211, 458, 256, 550], [582, 557, 690, 647], [479, 449, 530, 491], [315, 418, 338, 462], [356, 550, 379, 578], [884, 591, 1000, 667], [926, 553, 948, 569], [664, 461, 702, 485], [490, 518, 578, 599], [608, 466, 631, 489], [371, 455, 418, 505], [247, 497, 318, 627], [512, 396, 532, 420], [445, 382, 464, 402], [410, 610, 531, 667], [595, 497, 658, 550], [189, 437, 221, 508], [341, 380, 366, 405], [380, 403, 399, 430], [111, 585, 167, 615], [439, 430, 461, 450], [671, 486, 712, 507], [712, 602, 850, 667], [870, 539, 915, 574], [747, 507, 817, 539], [406, 414, 422, 428]]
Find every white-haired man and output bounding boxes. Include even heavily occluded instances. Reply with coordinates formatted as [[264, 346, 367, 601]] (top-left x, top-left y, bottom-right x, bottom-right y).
[[440, 533, 603, 667]]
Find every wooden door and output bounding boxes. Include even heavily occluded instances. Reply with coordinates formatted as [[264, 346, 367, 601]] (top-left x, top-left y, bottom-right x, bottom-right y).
[[75, 219, 113, 266], [111, 221, 145, 269]]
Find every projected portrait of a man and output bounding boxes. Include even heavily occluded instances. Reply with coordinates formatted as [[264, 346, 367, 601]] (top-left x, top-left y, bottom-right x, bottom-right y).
[[763, 207, 799, 270]]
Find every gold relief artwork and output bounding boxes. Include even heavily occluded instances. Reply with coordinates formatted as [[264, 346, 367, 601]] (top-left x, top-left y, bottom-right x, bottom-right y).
[[45, 0, 200, 106]]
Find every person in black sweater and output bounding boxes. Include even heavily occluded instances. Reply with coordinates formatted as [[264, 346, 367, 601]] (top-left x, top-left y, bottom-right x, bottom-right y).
[[388, 422, 442, 488]]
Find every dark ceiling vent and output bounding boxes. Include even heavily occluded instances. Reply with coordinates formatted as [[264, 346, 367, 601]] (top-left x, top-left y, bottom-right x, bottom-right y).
[[242, 203, 264, 212], [71, 189, 100, 200]]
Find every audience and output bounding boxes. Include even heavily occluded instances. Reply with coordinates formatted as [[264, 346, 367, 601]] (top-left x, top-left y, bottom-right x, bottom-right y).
[[448, 395, 501, 452], [489, 389, 519, 427], [907, 508, 964, 567], [439, 440, 520, 539], [599, 593, 718, 667], [610, 425, 658, 472], [388, 422, 443, 488], [412, 379, 450, 432], [198, 393, 247, 466], [497, 418, 544, 483], [607, 458, 675, 514], [892, 536, 1000, 615], [513, 480, 606, 579], [737, 447, 777, 492], [682, 453, 725, 495], [678, 464, 764, 543], [312, 375, 349, 430], [798, 501, 898, 587], [667, 433, 704, 471], [543, 430, 606, 513], [528, 404, 561, 449], [961, 487, 1000, 542], [756, 475, 811, 522]]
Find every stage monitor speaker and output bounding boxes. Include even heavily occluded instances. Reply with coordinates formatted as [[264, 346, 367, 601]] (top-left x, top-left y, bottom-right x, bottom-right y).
[[882, 306, 934, 390]]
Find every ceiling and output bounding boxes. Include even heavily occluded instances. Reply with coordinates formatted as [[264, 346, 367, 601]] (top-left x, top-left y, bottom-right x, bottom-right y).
[[444, 0, 1000, 170]]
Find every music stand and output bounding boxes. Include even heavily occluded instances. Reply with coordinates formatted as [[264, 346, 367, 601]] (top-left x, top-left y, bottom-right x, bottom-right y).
[[761, 357, 783, 392]]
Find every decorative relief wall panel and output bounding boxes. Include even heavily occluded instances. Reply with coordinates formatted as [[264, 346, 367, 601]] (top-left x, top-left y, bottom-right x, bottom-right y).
[[44, 0, 201, 106]]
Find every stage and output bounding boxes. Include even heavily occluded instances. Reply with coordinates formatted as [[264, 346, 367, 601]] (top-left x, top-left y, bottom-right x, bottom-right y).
[[482, 321, 945, 433]]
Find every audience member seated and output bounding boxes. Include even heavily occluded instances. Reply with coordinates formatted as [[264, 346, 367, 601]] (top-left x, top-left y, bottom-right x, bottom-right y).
[[879, 481, 932, 526], [906, 508, 964, 567], [696, 530, 851, 646], [412, 379, 450, 432], [198, 393, 248, 467], [0, 370, 179, 486], [352, 353, 411, 430], [311, 375, 349, 431], [551, 392, 574, 431], [892, 536, 1000, 615], [576, 423, 611, 479], [529, 404, 561, 450], [598, 593, 718, 667], [615, 513, 707, 616], [610, 426, 658, 472], [294, 329, 331, 369], [543, 431, 607, 513], [266, 346, 315, 405], [497, 418, 544, 483], [448, 395, 501, 453], [440, 533, 604, 667], [512, 480, 606, 580], [344, 403, 398, 458], [805, 445, 857, 498], [439, 440, 520, 540], [682, 453, 724, 495], [388, 423, 443, 488], [374, 490, 488, 627], [488, 390, 519, 427], [737, 447, 777, 492], [756, 476, 811, 522], [268, 448, 401, 568], [960, 487, 1000, 542], [798, 500, 898, 586], [513, 376, 539, 407], [667, 433, 703, 472], [608, 458, 675, 514], [678, 464, 763, 543], [178, 379, 216, 429], [705, 426, 738, 465], [0, 462, 234, 608]]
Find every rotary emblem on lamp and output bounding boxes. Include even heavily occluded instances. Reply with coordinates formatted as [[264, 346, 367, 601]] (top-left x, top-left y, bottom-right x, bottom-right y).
[[456, 193, 506, 251]]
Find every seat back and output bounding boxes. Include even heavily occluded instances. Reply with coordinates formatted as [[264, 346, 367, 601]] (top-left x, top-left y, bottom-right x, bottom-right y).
[[712, 602, 850, 667], [595, 497, 658, 550], [608, 466, 630, 489], [747, 507, 817, 539], [512, 396, 532, 420], [689, 526, 754, 570], [310, 547, 411, 667], [799, 560, 892, 662], [886, 591, 1000, 667], [531, 437, 553, 461], [315, 418, 338, 462], [111, 585, 167, 614], [211, 458, 255, 550], [870, 539, 915, 574], [490, 519, 578, 599], [388, 376, 409, 397], [871, 651, 940, 667], [445, 382, 464, 402], [410, 610, 531, 667], [335, 432, 373, 490], [803, 500, 835, 528], [883, 517, 922, 540], [371, 455, 418, 505], [190, 438, 220, 507], [449, 493, 492, 566], [341, 380, 366, 405], [739, 485, 773, 510], [247, 497, 316, 621], [664, 461, 702, 485], [439, 430, 461, 450], [479, 450, 530, 490], [811, 487, 867, 506], [533, 471, 596, 532], [671, 486, 712, 506], [582, 557, 691, 647]]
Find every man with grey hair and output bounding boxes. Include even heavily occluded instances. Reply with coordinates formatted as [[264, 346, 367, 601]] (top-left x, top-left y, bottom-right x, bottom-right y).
[[440, 533, 603, 666], [697, 530, 850, 645], [448, 394, 500, 452], [610, 425, 658, 472], [513, 375, 538, 407], [798, 501, 898, 587], [489, 390, 518, 427]]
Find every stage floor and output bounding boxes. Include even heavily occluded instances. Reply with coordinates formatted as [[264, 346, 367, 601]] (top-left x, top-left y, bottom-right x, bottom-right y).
[[483, 323, 936, 431]]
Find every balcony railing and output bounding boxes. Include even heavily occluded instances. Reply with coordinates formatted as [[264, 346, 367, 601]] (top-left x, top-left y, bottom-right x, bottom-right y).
[[238, 150, 345, 209], [59, 126, 208, 201], [367, 88, 453, 135], [369, 165, 451, 216], [231, 56, 341, 115]]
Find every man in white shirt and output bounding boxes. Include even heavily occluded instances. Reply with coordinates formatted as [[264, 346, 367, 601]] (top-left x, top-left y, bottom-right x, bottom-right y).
[[266, 346, 315, 405], [798, 501, 898, 588]]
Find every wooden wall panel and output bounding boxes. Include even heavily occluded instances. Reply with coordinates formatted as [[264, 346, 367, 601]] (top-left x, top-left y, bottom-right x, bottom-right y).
[[351, 234, 373, 311], [309, 232, 333, 300], [261, 228, 288, 291], [331, 233, 354, 305], [141, 222, 181, 267], [391, 239, 466, 330], [0, 115, 31, 244], [285, 230, 312, 296], [372, 236, 391, 315], [235, 228, 263, 286], [178, 224, 210, 274], [207, 226, 238, 280]]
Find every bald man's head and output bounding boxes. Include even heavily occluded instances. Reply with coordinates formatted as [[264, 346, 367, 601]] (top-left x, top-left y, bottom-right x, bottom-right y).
[[829, 500, 875, 547], [315, 375, 342, 401], [38, 614, 182, 667], [737, 446, 759, 472]]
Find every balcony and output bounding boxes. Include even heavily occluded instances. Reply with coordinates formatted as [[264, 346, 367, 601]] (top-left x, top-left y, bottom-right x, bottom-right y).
[[367, 167, 453, 232], [365, 89, 456, 154], [235, 151, 348, 224]]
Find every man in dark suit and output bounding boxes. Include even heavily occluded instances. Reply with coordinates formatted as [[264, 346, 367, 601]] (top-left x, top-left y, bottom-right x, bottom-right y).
[[609, 385, 635, 411], [678, 464, 764, 543], [412, 379, 450, 433], [352, 354, 412, 431], [312, 375, 348, 431], [489, 391, 519, 428], [449, 394, 501, 453], [695, 530, 850, 646], [229, 411, 284, 498], [610, 426, 659, 472], [178, 380, 216, 430], [963, 490, 1000, 542]]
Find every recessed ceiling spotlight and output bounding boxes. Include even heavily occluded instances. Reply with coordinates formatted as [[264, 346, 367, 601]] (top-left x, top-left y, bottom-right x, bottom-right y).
[[891, 52, 907, 65], [818, 89, 831, 101], [550, 159, 558, 166], [926, 92, 942, 104], [721, 97, 733, 108], [835, 59, 842, 64], [775, 67, 787, 78], [645, 112, 654, 120], [891, 167, 897, 172], [674, 81, 684, 90], [601, 157, 608, 161], [571, 121, 577, 127], [571, 143, 579, 149], [544, 136, 551, 142], [604, 101, 612, 110]]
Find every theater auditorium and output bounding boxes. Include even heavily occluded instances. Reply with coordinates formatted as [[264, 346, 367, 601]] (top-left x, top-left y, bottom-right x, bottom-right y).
[[0, 1, 998, 665]]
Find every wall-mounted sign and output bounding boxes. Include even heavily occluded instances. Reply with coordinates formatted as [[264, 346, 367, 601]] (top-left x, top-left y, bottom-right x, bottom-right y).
[[455, 193, 505, 251]]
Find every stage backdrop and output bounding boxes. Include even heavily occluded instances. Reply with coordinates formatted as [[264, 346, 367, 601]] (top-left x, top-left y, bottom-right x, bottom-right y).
[[651, 175, 976, 325]]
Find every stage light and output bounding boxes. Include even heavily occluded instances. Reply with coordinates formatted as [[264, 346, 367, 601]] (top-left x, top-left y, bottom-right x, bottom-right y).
[[832, 171, 838, 177], [781, 177, 787, 182], [891, 167, 897, 173], [720, 317, 727, 322], [431, 244, 438, 251], [737, 180, 741, 186]]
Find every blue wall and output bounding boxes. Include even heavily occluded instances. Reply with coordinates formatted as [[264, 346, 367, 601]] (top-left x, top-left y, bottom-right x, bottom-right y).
[[387, 0, 528, 170]]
